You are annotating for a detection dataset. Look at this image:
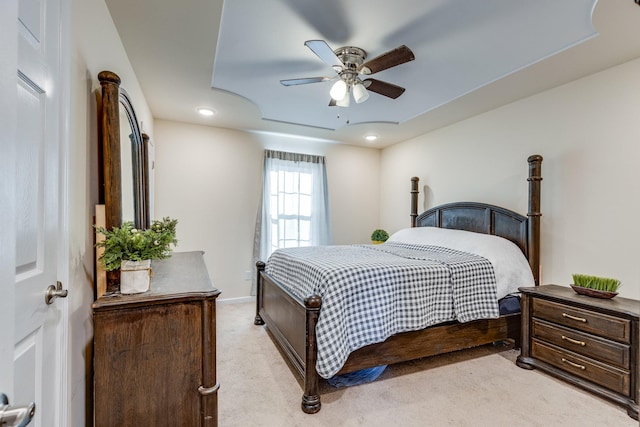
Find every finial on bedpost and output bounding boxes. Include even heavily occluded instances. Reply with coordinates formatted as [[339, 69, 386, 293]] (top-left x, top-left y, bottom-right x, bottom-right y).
[[410, 177, 419, 227], [527, 155, 543, 285]]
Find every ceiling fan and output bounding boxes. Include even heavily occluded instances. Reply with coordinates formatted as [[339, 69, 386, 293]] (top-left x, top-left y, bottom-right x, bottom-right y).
[[280, 40, 415, 107]]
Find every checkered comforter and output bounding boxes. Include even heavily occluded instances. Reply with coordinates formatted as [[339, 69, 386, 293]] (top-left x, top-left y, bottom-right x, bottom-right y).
[[264, 241, 499, 378]]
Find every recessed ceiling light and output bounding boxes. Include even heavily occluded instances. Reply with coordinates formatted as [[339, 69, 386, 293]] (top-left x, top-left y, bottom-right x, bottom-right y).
[[196, 107, 216, 116], [365, 135, 377, 142]]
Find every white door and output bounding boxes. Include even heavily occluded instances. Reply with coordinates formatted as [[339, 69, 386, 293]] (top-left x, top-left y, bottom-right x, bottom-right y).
[[0, 0, 19, 409], [1, 0, 68, 425]]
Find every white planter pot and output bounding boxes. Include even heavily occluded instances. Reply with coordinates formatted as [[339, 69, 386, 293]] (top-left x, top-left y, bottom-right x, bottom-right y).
[[120, 259, 152, 294]]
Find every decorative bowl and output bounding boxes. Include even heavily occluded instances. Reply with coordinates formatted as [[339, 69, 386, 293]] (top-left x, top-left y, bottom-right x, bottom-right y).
[[570, 285, 617, 299]]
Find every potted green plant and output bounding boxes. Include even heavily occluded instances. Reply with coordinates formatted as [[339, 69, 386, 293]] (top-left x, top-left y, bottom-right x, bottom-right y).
[[570, 273, 621, 299], [95, 217, 178, 293], [370, 229, 390, 244]]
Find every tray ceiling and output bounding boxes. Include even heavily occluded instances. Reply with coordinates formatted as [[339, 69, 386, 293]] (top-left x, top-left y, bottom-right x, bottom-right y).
[[212, 0, 597, 131], [105, 0, 640, 146]]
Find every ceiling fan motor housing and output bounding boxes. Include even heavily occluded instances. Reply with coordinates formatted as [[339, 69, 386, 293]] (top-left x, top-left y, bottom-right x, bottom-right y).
[[334, 46, 367, 86], [334, 46, 367, 70]]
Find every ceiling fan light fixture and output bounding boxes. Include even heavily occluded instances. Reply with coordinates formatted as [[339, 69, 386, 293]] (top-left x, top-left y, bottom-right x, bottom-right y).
[[336, 90, 350, 107], [330, 79, 347, 101], [352, 82, 369, 104]]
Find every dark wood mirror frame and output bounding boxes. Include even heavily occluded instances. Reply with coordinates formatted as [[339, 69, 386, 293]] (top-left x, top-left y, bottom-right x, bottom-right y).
[[97, 70, 150, 231]]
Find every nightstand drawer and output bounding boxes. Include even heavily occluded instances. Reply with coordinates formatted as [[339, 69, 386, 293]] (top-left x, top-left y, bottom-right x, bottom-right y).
[[532, 339, 630, 396], [532, 318, 630, 368], [532, 298, 631, 343]]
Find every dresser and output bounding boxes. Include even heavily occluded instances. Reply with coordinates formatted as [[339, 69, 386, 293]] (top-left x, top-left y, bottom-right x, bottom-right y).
[[93, 252, 220, 427], [517, 284, 639, 420]]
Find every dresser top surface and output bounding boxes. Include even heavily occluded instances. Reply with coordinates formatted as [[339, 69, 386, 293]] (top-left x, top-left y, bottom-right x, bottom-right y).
[[93, 251, 220, 310], [520, 284, 640, 318]]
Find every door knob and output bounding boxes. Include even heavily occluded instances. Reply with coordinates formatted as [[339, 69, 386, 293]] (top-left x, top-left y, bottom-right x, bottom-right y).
[[0, 393, 35, 427], [45, 281, 68, 305]]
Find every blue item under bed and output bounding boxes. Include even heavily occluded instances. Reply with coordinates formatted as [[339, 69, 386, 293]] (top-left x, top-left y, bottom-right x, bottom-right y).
[[327, 365, 387, 388], [499, 294, 521, 315]]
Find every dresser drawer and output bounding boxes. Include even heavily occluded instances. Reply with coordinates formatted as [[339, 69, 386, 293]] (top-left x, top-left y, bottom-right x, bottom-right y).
[[532, 298, 631, 343], [531, 339, 630, 396], [532, 318, 630, 369]]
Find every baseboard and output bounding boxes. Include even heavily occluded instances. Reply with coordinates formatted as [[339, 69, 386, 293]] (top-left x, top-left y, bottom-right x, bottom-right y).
[[217, 296, 255, 305]]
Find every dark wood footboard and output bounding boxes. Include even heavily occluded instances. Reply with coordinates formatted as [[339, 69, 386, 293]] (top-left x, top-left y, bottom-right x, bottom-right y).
[[255, 261, 322, 413], [256, 262, 521, 413]]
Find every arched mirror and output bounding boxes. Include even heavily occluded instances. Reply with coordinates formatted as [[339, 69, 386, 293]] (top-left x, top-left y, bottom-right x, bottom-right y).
[[119, 87, 149, 228], [98, 71, 149, 231]]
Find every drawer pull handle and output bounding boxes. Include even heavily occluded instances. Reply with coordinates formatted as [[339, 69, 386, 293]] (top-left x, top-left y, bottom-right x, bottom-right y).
[[198, 383, 220, 396], [561, 358, 586, 370], [561, 335, 586, 346], [562, 312, 587, 323]]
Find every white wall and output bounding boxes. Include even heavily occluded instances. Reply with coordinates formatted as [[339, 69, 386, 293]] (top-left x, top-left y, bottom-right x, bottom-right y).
[[69, 0, 153, 424], [381, 58, 640, 299], [153, 120, 381, 300]]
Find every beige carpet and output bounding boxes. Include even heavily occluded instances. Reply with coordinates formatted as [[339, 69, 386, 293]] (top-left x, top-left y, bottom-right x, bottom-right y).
[[217, 302, 636, 427]]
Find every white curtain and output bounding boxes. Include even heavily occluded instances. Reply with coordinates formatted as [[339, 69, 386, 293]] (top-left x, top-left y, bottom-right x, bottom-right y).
[[252, 149, 332, 294]]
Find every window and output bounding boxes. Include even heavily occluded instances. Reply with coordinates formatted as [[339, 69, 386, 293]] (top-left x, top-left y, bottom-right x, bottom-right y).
[[268, 165, 314, 250], [253, 150, 332, 292]]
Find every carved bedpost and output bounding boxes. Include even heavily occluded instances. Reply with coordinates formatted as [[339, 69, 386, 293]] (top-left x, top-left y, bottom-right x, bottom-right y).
[[254, 261, 265, 325], [410, 177, 419, 227], [527, 155, 543, 286], [302, 295, 322, 414]]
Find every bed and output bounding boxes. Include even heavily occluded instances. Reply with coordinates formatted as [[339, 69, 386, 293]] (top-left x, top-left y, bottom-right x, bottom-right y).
[[254, 154, 543, 413]]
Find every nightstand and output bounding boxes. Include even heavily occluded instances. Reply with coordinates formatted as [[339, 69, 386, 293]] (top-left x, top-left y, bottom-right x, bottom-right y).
[[517, 284, 640, 420]]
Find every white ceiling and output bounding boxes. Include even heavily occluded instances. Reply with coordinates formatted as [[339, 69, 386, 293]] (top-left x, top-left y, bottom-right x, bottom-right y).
[[105, 0, 640, 148]]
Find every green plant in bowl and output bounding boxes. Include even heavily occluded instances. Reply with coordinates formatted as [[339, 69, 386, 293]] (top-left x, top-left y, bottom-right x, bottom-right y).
[[572, 274, 621, 292], [370, 229, 389, 244]]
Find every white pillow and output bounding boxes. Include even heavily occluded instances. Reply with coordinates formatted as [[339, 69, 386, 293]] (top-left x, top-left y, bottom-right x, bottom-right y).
[[388, 227, 534, 299]]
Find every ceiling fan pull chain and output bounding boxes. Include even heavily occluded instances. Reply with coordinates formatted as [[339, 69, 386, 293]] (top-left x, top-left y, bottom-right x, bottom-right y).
[[335, 107, 350, 125]]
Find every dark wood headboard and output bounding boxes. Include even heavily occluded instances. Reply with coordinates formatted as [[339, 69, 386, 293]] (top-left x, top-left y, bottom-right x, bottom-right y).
[[410, 154, 543, 285]]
